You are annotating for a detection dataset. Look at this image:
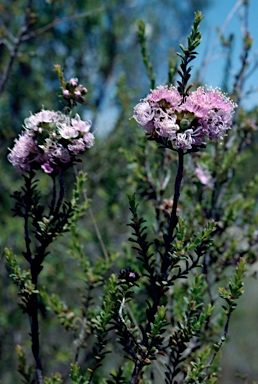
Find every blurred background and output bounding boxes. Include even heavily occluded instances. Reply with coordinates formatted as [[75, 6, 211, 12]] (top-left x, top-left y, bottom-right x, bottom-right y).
[[1, 0, 258, 383]]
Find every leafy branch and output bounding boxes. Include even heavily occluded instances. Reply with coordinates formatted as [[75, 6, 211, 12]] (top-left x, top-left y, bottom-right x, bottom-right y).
[[207, 258, 247, 371], [177, 11, 204, 99], [137, 20, 155, 89], [127, 194, 155, 279]]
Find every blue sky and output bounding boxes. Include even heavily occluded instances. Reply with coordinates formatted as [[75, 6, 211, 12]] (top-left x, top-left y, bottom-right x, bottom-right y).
[[195, 0, 258, 109]]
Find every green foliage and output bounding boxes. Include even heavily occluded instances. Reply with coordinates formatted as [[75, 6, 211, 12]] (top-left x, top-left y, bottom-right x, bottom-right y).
[[69, 363, 85, 384], [70, 171, 91, 222], [137, 20, 155, 89], [186, 346, 217, 383], [16, 345, 35, 384], [87, 275, 119, 382], [4, 248, 38, 311], [106, 367, 127, 384], [127, 193, 155, 278], [165, 275, 214, 383], [219, 258, 246, 314], [40, 290, 77, 331], [169, 220, 216, 282], [177, 11, 204, 97], [44, 373, 64, 384]]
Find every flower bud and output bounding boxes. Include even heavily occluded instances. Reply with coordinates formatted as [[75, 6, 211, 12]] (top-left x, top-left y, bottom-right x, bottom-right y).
[[180, 118, 191, 130], [74, 90, 81, 98], [62, 89, 70, 97]]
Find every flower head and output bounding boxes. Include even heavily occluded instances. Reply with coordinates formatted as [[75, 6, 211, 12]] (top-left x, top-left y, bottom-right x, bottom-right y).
[[8, 109, 94, 174], [174, 131, 193, 150], [132, 85, 237, 150], [68, 138, 86, 155], [71, 114, 92, 134], [83, 132, 95, 148], [62, 77, 88, 104], [74, 90, 81, 98], [24, 110, 63, 131], [133, 102, 155, 130], [145, 85, 181, 111], [182, 86, 236, 117], [62, 89, 70, 97], [69, 78, 78, 87], [154, 113, 179, 139], [7, 131, 39, 172], [41, 163, 54, 173]]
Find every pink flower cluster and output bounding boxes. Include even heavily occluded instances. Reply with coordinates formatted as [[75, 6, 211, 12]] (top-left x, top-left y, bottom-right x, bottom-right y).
[[62, 77, 88, 103], [133, 85, 237, 150], [8, 109, 94, 173]]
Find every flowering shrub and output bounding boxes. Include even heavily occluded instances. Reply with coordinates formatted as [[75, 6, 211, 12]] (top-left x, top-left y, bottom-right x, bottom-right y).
[[133, 85, 237, 150], [4, 8, 258, 384]]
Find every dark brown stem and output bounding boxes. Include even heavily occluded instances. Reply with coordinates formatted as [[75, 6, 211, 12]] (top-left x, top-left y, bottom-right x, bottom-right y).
[[24, 205, 32, 264], [161, 149, 184, 274], [29, 269, 43, 384], [129, 360, 144, 384], [22, 172, 44, 383], [21, 170, 35, 263], [26, 171, 66, 382], [206, 305, 234, 375]]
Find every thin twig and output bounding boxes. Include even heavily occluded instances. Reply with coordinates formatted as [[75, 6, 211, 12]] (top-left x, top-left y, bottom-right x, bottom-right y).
[[0, 38, 14, 52], [0, 5, 105, 96], [21, 6, 105, 42], [244, 52, 258, 80], [0, 0, 33, 95], [162, 149, 184, 274], [88, 206, 109, 261], [244, 86, 258, 96], [232, 1, 251, 107], [200, 0, 243, 81], [206, 306, 233, 371], [74, 317, 87, 364], [126, 303, 143, 338]]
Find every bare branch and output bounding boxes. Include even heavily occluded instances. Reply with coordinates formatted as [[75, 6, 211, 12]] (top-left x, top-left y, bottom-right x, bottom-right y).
[[0, 38, 14, 52], [21, 6, 105, 42], [0, 5, 105, 96], [88, 205, 109, 262], [0, 0, 33, 95], [232, 1, 251, 106], [200, 0, 243, 81]]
